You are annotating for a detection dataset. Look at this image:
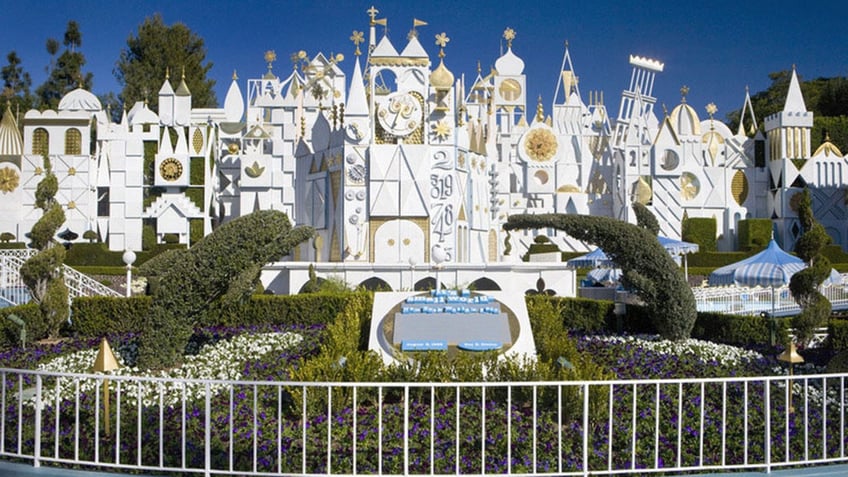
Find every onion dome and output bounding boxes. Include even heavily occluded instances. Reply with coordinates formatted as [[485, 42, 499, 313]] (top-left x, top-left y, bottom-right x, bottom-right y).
[[669, 86, 700, 136], [430, 32, 454, 91], [494, 28, 524, 75], [430, 59, 454, 91], [127, 101, 159, 125], [58, 87, 102, 112]]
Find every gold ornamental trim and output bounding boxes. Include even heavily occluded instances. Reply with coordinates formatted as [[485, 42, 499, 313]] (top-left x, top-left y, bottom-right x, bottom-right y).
[[0, 167, 19, 193], [369, 57, 430, 67]]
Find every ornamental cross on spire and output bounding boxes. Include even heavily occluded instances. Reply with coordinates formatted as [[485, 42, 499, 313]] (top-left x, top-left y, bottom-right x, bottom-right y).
[[503, 27, 516, 48], [367, 5, 379, 25], [435, 32, 449, 58], [264, 50, 277, 72], [350, 30, 364, 56]]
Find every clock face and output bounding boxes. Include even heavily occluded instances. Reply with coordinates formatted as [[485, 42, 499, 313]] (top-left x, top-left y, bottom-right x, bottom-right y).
[[160, 158, 183, 182], [345, 120, 369, 142], [498, 78, 522, 102], [377, 92, 422, 137]]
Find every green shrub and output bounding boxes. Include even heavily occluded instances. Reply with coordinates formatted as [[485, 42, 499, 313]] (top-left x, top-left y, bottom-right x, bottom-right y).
[[0, 304, 46, 349], [189, 218, 204, 246], [0, 232, 16, 243], [142, 223, 156, 251], [0, 242, 26, 249], [829, 319, 848, 351], [737, 219, 773, 251], [184, 187, 204, 211], [821, 245, 848, 265], [189, 157, 205, 185], [137, 210, 313, 369], [682, 216, 717, 252], [506, 213, 697, 340]]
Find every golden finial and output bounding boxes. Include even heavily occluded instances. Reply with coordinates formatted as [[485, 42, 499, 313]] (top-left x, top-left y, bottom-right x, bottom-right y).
[[477, 60, 481, 75], [232, 70, 238, 80], [705, 102, 717, 119], [435, 32, 450, 59], [367, 5, 379, 25], [662, 103, 668, 117], [535, 95, 544, 122], [165, 67, 170, 80], [680, 85, 689, 103], [503, 27, 516, 48], [825, 132, 832, 143], [264, 50, 277, 72], [350, 30, 364, 56], [181, 66, 186, 80]]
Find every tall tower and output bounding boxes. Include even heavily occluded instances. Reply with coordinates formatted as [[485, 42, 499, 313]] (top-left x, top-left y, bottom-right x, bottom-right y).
[[764, 67, 813, 248], [611, 55, 664, 222]]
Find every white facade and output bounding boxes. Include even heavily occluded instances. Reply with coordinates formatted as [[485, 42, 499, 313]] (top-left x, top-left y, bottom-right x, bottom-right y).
[[0, 14, 844, 294]]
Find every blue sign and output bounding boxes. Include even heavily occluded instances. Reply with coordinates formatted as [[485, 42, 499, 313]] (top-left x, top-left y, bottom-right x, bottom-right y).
[[401, 340, 448, 351], [458, 341, 502, 351]]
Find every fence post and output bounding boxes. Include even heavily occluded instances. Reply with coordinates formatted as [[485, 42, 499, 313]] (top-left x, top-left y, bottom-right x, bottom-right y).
[[34, 375, 42, 468], [205, 383, 211, 477]]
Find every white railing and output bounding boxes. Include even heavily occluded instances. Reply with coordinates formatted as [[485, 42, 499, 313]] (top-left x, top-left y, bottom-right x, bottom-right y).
[[1, 369, 847, 476], [0, 250, 120, 307], [693, 274, 848, 316]]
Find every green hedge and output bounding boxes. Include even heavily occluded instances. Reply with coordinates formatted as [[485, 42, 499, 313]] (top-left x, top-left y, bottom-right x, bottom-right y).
[[0, 242, 26, 249], [682, 217, 717, 252], [737, 219, 773, 251], [65, 243, 126, 267], [542, 296, 788, 347], [821, 245, 848, 265], [68, 293, 352, 338], [70, 296, 152, 337], [829, 319, 848, 351], [687, 251, 754, 268]]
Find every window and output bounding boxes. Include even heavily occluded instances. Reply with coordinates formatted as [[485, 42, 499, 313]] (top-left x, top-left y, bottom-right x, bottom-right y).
[[65, 128, 82, 155], [32, 128, 49, 156]]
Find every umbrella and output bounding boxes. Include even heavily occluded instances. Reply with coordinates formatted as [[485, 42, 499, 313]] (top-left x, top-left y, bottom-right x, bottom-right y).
[[709, 239, 805, 287], [566, 248, 615, 268], [586, 267, 622, 287], [708, 238, 841, 316], [658, 236, 699, 281]]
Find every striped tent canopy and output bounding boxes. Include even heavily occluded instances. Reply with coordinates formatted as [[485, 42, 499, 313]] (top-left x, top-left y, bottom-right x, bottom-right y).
[[566, 248, 615, 268], [658, 236, 699, 255], [708, 238, 838, 287], [586, 267, 622, 286]]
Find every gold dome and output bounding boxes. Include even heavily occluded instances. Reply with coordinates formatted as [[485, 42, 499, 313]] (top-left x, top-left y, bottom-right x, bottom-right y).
[[429, 59, 454, 91]]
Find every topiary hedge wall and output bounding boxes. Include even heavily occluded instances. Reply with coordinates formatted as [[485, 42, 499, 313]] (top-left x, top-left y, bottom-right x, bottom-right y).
[[682, 216, 717, 252], [737, 219, 773, 251]]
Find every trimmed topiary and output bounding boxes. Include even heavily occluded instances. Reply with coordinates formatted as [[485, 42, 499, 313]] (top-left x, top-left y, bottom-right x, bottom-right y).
[[505, 213, 696, 340], [137, 210, 313, 370]]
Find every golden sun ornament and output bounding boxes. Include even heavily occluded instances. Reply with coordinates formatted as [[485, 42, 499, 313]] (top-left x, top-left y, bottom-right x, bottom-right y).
[[524, 128, 557, 162], [0, 167, 19, 193], [431, 120, 451, 141]]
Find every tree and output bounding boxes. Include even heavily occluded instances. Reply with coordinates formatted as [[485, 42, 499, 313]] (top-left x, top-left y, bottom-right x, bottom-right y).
[[137, 210, 312, 369], [19, 156, 69, 340], [505, 213, 696, 340], [632, 202, 660, 236], [1, 51, 34, 110], [35, 21, 92, 110], [788, 189, 832, 346], [115, 14, 217, 111]]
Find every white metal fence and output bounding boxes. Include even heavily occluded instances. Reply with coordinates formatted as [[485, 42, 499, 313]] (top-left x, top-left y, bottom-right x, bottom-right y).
[[1, 368, 847, 476], [693, 274, 848, 316]]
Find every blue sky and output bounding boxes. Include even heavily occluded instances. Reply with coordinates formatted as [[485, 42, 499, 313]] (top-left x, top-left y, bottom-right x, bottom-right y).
[[2, 0, 847, 121]]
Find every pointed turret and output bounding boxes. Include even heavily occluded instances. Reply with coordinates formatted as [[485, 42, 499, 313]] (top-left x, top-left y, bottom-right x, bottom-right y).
[[736, 86, 759, 137], [224, 70, 245, 123], [346, 56, 369, 116], [159, 67, 175, 126], [783, 67, 806, 113], [174, 67, 192, 126], [0, 104, 23, 157]]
